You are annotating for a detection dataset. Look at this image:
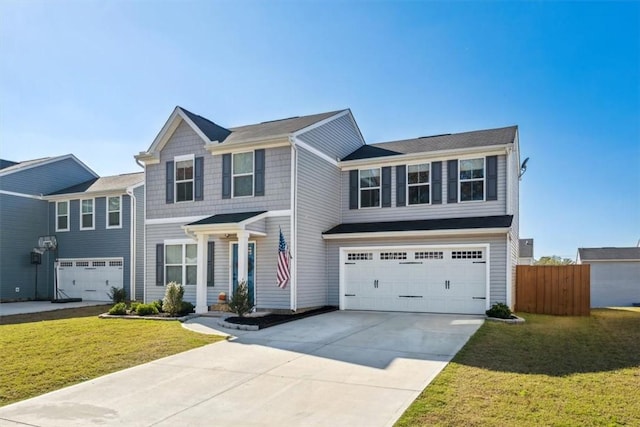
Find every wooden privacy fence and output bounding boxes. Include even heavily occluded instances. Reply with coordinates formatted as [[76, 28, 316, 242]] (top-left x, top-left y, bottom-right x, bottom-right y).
[[516, 265, 590, 316]]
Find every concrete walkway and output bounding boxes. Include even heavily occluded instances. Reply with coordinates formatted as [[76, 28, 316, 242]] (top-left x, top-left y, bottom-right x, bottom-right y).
[[0, 300, 108, 316], [0, 311, 483, 427]]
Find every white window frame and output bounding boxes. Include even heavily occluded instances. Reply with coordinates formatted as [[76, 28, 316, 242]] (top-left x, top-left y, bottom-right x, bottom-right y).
[[174, 154, 195, 203], [359, 167, 381, 209], [459, 157, 486, 203], [56, 200, 69, 232], [406, 162, 431, 206], [106, 195, 122, 229], [79, 198, 94, 230], [232, 151, 255, 198], [164, 240, 198, 287]]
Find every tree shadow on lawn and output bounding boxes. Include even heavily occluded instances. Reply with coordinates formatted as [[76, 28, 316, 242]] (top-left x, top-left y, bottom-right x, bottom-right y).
[[0, 305, 111, 325], [456, 309, 640, 376]]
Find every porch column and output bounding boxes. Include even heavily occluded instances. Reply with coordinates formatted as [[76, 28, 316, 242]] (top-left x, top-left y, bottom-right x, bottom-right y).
[[195, 233, 208, 314], [236, 230, 249, 285]]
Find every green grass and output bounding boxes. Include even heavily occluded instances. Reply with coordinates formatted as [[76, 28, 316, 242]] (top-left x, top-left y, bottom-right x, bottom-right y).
[[396, 308, 640, 427], [0, 305, 224, 406]]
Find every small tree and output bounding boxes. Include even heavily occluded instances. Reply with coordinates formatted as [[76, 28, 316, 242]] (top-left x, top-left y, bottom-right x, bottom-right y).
[[163, 282, 184, 316], [228, 281, 253, 317], [108, 286, 126, 303], [535, 255, 575, 265]]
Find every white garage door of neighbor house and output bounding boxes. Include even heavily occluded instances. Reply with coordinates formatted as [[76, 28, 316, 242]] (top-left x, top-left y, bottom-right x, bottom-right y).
[[57, 258, 124, 302], [343, 247, 488, 314]]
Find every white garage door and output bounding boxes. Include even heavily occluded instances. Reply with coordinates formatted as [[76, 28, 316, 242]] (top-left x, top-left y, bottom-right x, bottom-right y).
[[342, 247, 487, 314], [57, 258, 124, 301]]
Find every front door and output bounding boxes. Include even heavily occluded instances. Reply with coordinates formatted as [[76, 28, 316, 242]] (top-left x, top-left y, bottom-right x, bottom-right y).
[[231, 242, 256, 306]]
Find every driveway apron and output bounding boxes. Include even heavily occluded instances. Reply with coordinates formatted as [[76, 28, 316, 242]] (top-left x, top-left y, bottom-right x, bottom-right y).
[[0, 311, 483, 427]]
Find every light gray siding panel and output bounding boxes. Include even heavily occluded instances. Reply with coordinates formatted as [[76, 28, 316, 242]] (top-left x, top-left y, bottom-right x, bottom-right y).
[[326, 235, 508, 307], [508, 142, 520, 308], [134, 185, 145, 301], [296, 114, 364, 159], [341, 155, 507, 222], [0, 158, 95, 195], [295, 148, 342, 309], [255, 217, 291, 310], [590, 262, 640, 307], [146, 121, 290, 220]]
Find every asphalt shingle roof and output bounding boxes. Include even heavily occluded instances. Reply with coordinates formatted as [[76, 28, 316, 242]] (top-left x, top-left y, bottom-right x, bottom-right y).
[[578, 247, 640, 261], [187, 211, 267, 226], [49, 172, 144, 195]]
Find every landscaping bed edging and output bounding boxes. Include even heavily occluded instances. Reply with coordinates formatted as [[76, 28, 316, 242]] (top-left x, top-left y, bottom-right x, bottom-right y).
[[217, 315, 259, 331], [485, 314, 525, 324], [99, 313, 198, 322]]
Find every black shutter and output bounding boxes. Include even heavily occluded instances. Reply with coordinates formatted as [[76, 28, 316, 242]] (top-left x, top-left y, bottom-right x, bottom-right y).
[[432, 161, 442, 204], [447, 159, 458, 203], [254, 149, 265, 196], [194, 156, 204, 201], [349, 170, 358, 209], [166, 161, 174, 204], [222, 154, 231, 199], [486, 155, 498, 201], [396, 165, 406, 207], [381, 167, 391, 207], [156, 244, 164, 286], [207, 241, 215, 287]]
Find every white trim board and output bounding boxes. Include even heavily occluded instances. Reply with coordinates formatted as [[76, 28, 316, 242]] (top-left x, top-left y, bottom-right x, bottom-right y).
[[0, 190, 42, 200]]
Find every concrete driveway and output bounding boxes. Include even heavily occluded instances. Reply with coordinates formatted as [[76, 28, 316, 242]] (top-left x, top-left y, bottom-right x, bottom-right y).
[[0, 311, 483, 427]]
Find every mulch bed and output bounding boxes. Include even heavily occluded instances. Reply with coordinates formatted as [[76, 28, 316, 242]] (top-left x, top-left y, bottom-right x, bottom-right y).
[[225, 306, 337, 329]]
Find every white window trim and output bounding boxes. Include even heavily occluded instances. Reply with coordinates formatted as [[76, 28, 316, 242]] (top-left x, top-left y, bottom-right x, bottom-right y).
[[79, 198, 95, 231], [406, 162, 431, 206], [174, 154, 195, 203], [106, 195, 122, 229], [458, 157, 486, 203], [56, 200, 69, 232], [165, 241, 198, 287], [232, 151, 255, 198], [358, 167, 381, 209]]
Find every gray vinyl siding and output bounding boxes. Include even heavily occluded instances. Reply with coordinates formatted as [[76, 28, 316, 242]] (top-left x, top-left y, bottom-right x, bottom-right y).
[[589, 262, 640, 307], [146, 120, 290, 220], [295, 147, 342, 309], [0, 158, 95, 195], [0, 194, 52, 301], [134, 185, 145, 301], [48, 195, 132, 297], [296, 113, 364, 159], [255, 216, 291, 309], [326, 234, 508, 307], [507, 141, 520, 307], [341, 155, 507, 223]]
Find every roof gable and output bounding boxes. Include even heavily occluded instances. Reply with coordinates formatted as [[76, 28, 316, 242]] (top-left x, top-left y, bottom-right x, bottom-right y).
[[0, 154, 98, 178]]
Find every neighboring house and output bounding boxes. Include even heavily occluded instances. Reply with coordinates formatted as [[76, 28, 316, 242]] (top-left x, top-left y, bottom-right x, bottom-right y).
[[0, 154, 144, 302], [577, 247, 640, 307], [518, 238, 534, 264], [136, 106, 520, 315]]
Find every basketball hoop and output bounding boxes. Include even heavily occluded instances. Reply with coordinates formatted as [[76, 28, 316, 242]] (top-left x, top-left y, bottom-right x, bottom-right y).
[[38, 235, 57, 251]]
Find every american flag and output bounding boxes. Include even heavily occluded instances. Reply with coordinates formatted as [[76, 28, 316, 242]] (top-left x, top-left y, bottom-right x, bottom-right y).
[[276, 228, 290, 289]]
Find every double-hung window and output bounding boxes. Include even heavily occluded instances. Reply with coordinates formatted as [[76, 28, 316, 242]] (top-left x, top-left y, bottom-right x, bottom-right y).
[[459, 158, 485, 202], [175, 157, 194, 202], [233, 152, 254, 197], [165, 243, 197, 286], [56, 201, 69, 231], [407, 163, 430, 205], [359, 168, 381, 208], [80, 199, 94, 230], [106, 196, 121, 228]]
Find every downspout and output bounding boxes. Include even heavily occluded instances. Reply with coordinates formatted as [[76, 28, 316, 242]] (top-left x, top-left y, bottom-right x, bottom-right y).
[[289, 137, 298, 312], [126, 187, 136, 301]]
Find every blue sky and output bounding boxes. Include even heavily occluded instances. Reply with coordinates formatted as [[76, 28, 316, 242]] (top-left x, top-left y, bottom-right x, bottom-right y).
[[1, 1, 638, 259]]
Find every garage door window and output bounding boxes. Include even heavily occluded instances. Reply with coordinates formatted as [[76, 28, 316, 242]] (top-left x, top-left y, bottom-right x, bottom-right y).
[[380, 252, 407, 260], [415, 251, 443, 260], [80, 199, 94, 230], [166, 244, 197, 286], [359, 168, 381, 208], [347, 253, 373, 261], [407, 163, 430, 205], [452, 250, 483, 259]]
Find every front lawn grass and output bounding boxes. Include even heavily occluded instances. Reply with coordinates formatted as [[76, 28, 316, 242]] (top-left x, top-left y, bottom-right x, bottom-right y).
[[396, 308, 640, 427], [0, 305, 223, 406]]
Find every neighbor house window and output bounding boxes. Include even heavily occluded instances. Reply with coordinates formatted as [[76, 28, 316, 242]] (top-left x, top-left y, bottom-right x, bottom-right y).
[[459, 158, 485, 202], [56, 201, 69, 231], [175, 158, 194, 202], [233, 152, 254, 197], [80, 199, 94, 230], [407, 163, 430, 205], [359, 168, 381, 208], [106, 196, 121, 228], [165, 244, 197, 286]]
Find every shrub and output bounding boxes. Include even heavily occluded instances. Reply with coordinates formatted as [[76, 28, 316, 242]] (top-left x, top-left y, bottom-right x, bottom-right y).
[[228, 281, 254, 317], [486, 303, 512, 319], [163, 282, 184, 316], [179, 301, 195, 316], [152, 299, 163, 312], [108, 286, 126, 303], [129, 301, 140, 313], [136, 303, 159, 316], [108, 302, 127, 315]]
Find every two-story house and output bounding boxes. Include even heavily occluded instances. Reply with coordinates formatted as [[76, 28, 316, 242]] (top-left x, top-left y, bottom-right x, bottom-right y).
[[136, 107, 520, 315]]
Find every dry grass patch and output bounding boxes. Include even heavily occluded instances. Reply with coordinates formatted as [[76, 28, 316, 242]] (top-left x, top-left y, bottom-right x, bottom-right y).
[[396, 309, 640, 427], [0, 305, 223, 406]]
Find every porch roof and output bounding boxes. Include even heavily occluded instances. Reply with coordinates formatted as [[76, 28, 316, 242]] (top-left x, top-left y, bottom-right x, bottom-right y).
[[186, 211, 267, 226]]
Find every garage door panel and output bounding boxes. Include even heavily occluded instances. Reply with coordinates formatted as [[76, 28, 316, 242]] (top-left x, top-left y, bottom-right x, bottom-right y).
[[57, 258, 123, 302]]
